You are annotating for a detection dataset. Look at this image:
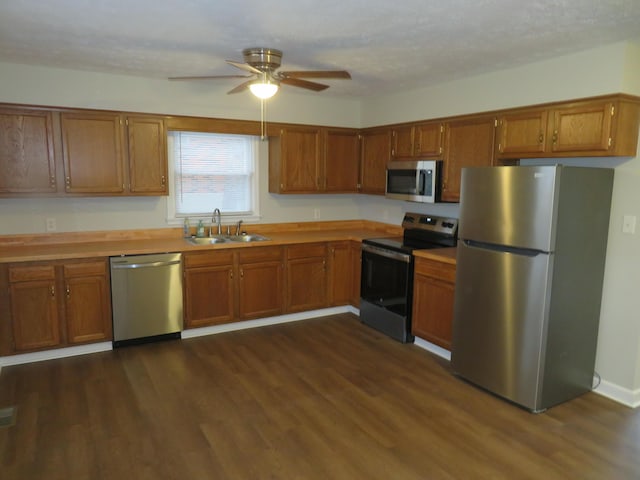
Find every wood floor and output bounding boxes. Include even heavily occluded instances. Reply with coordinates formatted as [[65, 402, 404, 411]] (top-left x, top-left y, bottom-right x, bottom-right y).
[[1, 313, 638, 480]]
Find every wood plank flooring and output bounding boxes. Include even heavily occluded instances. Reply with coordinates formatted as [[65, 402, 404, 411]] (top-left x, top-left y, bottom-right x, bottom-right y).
[[1, 313, 638, 479]]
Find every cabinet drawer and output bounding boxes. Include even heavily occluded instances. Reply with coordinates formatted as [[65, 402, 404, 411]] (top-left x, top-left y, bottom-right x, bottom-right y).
[[287, 243, 327, 259], [414, 258, 456, 283], [9, 265, 56, 283], [184, 250, 234, 268], [63, 260, 107, 278], [237, 246, 283, 264]]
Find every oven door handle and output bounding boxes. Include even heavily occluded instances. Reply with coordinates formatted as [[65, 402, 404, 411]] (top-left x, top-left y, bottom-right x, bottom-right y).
[[362, 244, 411, 263]]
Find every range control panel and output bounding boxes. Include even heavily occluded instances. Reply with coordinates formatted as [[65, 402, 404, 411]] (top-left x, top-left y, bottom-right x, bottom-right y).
[[402, 212, 458, 236]]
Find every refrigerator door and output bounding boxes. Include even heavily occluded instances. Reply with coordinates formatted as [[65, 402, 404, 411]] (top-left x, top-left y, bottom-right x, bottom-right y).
[[451, 240, 553, 411], [459, 166, 559, 252]]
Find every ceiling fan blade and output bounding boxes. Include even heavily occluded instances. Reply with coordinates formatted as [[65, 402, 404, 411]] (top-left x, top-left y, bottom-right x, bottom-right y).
[[226, 60, 263, 75], [280, 77, 329, 92], [227, 79, 254, 94], [279, 70, 351, 79], [169, 74, 252, 81]]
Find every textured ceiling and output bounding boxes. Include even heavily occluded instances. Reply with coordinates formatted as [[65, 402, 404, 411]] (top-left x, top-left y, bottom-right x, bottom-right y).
[[1, 0, 639, 97]]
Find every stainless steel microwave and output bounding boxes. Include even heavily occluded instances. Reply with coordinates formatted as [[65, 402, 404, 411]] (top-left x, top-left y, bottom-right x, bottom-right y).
[[385, 160, 441, 203]]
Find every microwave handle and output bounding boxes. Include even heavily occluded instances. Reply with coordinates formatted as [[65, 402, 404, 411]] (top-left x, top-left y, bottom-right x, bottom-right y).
[[417, 170, 426, 195]]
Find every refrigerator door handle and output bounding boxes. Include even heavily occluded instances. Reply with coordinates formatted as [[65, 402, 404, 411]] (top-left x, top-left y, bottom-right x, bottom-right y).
[[463, 239, 545, 257]]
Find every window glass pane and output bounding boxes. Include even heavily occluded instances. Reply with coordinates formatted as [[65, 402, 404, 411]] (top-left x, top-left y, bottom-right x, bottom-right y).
[[170, 131, 257, 216]]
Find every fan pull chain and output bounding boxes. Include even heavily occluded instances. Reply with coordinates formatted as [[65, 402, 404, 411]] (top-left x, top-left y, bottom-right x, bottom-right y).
[[260, 98, 268, 140]]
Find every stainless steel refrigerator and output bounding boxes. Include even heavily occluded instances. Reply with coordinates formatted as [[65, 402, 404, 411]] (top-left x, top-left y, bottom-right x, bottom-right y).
[[451, 165, 614, 412]]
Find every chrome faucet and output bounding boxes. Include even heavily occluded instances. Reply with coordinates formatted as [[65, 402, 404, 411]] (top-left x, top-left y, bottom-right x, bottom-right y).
[[210, 208, 222, 236], [235, 219, 243, 236]]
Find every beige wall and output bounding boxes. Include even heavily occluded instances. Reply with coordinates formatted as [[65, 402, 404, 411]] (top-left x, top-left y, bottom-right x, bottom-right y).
[[1, 40, 639, 403]]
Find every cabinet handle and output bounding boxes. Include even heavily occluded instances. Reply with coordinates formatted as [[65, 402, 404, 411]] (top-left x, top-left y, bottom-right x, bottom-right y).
[[538, 133, 544, 144], [552, 130, 558, 144], [50, 175, 56, 186], [66, 285, 70, 298], [230, 270, 234, 280], [65, 176, 70, 186], [240, 268, 244, 278], [50, 285, 55, 297], [161, 175, 166, 186]]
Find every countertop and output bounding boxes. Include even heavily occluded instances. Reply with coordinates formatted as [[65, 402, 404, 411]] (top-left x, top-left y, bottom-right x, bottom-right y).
[[413, 247, 457, 265], [0, 221, 402, 263]]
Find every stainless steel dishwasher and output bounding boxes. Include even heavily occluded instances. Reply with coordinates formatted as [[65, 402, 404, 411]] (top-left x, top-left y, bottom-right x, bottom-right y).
[[110, 252, 183, 347]]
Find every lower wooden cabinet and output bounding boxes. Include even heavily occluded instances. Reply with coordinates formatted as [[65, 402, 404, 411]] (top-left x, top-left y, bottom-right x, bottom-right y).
[[327, 241, 359, 307], [286, 243, 328, 312], [183, 250, 235, 327], [238, 247, 285, 320], [7, 258, 112, 353], [412, 256, 456, 350]]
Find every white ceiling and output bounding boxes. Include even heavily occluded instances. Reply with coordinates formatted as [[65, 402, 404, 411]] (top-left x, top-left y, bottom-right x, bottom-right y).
[[1, 0, 639, 98]]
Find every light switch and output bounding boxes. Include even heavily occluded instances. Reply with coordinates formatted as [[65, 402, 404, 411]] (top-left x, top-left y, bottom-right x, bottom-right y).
[[622, 215, 636, 234]]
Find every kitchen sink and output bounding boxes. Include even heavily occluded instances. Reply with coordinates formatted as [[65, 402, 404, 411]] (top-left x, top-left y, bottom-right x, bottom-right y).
[[185, 234, 270, 246]]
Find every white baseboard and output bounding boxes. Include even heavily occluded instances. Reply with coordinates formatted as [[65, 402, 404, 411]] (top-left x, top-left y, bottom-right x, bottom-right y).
[[0, 342, 112, 369], [413, 336, 451, 361], [593, 379, 640, 408], [182, 305, 356, 339]]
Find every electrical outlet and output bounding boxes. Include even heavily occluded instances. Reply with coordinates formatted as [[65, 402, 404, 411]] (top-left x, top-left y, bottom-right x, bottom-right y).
[[622, 215, 636, 234], [313, 208, 320, 220], [45, 218, 57, 232]]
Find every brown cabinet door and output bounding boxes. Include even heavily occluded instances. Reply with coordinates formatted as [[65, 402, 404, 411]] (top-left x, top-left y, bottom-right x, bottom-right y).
[[412, 273, 455, 350], [270, 127, 321, 193], [0, 108, 58, 194], [238, 261, 284, 319], [391, 126, 414, 159], [442, 116, 496, 202], [551, 102, 614, 153], [9, 265, 61, 351], [63, 261, 112, 344], [127, 116, 168, 194], [61, 112, 125, 193], [184, 265, 234, 327], [360, 129, 391, 195], [414, 122, 444, 158], [287, 257, 327, 312], [327, 241, 353, 306], [324, 129, 360, 192], [496, 109, 548, 157]]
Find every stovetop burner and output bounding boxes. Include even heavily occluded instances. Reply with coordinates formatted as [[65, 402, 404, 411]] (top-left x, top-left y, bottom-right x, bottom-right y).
[[363, 212, 458, 253]]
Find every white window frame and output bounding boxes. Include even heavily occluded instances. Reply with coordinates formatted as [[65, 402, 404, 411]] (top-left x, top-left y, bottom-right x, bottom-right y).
[[166, 131, 262, 226]]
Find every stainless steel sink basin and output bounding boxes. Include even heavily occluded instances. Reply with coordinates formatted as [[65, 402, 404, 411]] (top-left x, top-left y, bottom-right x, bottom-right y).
[[185, 234, 270, 246], [186, 236, 227, 245], [226, 234, 270, 243]]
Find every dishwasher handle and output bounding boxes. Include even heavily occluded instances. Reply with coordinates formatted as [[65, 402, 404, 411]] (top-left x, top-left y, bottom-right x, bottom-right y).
[[111, 259, 181, 269]]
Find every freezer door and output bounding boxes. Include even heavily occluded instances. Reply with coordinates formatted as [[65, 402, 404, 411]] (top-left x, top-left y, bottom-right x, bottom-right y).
[[451, 240, 553, 411], [459, 166, 559, 252]]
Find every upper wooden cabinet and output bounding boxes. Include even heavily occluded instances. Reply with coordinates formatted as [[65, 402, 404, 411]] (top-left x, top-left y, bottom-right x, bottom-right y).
[[391, 122, 444, 160], [359, 128, 391, 195], [269, 126, 360, 193], [61, 111, 126, 194], [126, 116, 168, 194], [324, 129, 360, 192], [61, 112, 168, 196], [0, 107, 58, 195], [441, 115, 496, 202], [496, 96, 640, 159], [0, 104, 168, 197]]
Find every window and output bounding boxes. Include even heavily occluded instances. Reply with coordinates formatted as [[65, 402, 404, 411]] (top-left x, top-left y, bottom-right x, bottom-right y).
[[167, 131, 260, 222]]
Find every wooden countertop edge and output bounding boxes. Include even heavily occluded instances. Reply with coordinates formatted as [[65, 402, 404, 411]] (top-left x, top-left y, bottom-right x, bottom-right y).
[[0, 221, 402, 263], [413, 247, 457, 264]]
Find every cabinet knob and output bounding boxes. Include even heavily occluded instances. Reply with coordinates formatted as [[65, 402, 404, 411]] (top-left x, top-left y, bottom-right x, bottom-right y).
[[50, 175, 56, 186], [66, 285, 70, 297], [538, 133, 544, 144], [161, 175, 166, 186], [552, 130, 558, 144], [50, 285, 55, 297]]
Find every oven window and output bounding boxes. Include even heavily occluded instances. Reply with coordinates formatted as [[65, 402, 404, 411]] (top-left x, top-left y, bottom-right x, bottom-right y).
[[361, 249, 411, 316]]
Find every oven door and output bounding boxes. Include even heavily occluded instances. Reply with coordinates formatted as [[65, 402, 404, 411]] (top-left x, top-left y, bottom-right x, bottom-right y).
[[360, 243, 414, 342]]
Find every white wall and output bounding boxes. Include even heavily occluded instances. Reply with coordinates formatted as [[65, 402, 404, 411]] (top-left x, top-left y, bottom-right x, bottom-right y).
[[1, 41, 640, 402]]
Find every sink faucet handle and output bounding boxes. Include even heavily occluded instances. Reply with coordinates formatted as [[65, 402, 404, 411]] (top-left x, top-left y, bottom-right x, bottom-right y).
[[236, 220, 243, 236]]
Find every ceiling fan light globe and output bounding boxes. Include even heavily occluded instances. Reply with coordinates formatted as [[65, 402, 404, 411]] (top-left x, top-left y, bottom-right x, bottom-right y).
[[249, 82, 279, 99]]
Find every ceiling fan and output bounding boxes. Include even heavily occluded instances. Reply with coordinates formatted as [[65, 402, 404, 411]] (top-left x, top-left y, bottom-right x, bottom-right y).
[[169, 47, 351, 99]]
